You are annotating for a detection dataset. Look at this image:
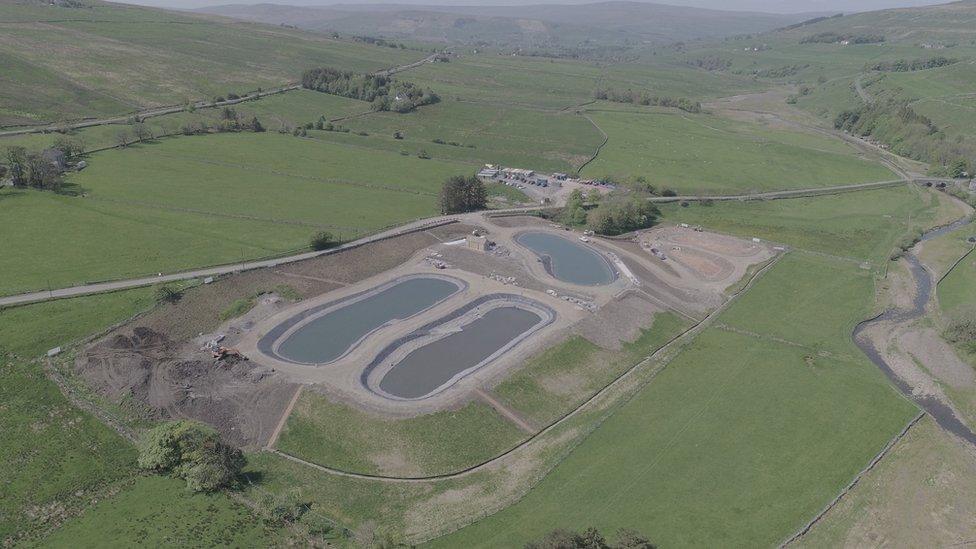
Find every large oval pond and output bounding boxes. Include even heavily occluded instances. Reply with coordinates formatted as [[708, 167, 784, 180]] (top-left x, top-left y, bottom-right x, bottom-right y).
[[516, 232, 614, 286], [378, 306, 543, 399], [264, 276, 461, 365]]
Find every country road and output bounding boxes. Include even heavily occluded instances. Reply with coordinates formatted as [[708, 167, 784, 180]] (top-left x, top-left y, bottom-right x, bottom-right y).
[[0, 85, 300, 138], [0, 178, 924, 309]]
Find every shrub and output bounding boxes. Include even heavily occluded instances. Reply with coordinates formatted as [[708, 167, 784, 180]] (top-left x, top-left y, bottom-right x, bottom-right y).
[[137, 420, 245, 492], [310, 231, 337, 250], [154, 285, 183, 304]]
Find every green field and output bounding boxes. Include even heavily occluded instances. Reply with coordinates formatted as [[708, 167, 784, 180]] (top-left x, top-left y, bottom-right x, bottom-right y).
[[658, 185, 931, 263], [39, 476, 280, 548], [939, 239, 976, 316], [0, 356, 137, 542], [580, 105, 894, 193], [495, 312, 688, 427], [277, 394, 525, 477], [1, 132, 474, 295], [317, 100, 605, 173], [429, 254, 917, 548], [405, 53, 759, 111]]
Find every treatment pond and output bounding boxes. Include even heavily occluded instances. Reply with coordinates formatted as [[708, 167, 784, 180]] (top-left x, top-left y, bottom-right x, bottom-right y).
[[368, 296, 554, 400], [516, 232, 615, 286], [261, 275, 463, 365]]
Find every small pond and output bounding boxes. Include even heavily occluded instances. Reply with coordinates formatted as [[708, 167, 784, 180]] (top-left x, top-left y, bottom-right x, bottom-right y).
[[516, 232, 614, 286]]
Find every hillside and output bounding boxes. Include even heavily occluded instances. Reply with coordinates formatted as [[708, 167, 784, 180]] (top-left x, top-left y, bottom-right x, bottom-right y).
[[198, 1, 806, 51], [0, 0, 420, 126], [668, 0, 976, 175]]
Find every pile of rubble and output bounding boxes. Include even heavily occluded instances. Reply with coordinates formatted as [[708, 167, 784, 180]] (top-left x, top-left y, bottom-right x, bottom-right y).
[[488, 272, 519, 285], [546, 288, 597, 311], [424, 251, 452, 269]]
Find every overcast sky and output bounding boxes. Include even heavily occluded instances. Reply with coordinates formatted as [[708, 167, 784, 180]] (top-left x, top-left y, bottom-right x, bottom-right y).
[[128, 0, 952, 14]]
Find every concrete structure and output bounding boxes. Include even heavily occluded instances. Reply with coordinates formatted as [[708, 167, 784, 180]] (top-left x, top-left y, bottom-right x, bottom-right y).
[[465, 234, 490, 251]]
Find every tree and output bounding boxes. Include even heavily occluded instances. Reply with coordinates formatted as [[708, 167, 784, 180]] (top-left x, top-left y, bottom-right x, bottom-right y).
[[562, 188, 588, 226], [51, 136, 85, 159], [310, 231, 337, 250], [439, 175, 487, 214], [249, 117, 265, 132], [949, 158, 970, 179], [137, 420, 245, 492], [132, 122, 152, 142], [116, 129, 130, 148], [3, 146, 27, 186], [24, 151, 63, 191]]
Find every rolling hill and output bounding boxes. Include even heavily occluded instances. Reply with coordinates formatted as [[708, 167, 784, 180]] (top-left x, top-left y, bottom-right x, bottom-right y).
[[0, 0, 419, 126], [197, 1, 808, 50]]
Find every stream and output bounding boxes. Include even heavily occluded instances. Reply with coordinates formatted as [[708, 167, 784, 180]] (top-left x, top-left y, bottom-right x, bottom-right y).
[[852, 216, 976, 445]]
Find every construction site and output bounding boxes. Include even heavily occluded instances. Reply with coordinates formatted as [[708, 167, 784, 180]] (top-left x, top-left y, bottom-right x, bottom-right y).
[[73, 214, 776, 450]]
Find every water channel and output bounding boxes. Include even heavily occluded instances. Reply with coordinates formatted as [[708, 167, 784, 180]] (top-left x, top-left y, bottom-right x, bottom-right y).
[[853, 215, 976, 445]]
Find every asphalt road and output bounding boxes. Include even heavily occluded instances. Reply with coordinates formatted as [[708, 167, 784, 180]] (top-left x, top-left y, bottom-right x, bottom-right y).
[[0, 179, 926, 309]]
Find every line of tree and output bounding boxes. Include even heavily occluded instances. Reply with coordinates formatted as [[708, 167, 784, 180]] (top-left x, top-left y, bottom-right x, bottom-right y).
[[868, 56, 958, 72], [525, 527, 655, 549], [800, 32, 885, 45], [301, 67, 439, 113], [178, 109, 264, 138], [593, 88, 701, 113], [778, 13, 843, 31], [439, 174, 487, 214], [833, 96, 973, 176], [753, 63, 808, 78], [688, 55, 731, 71]]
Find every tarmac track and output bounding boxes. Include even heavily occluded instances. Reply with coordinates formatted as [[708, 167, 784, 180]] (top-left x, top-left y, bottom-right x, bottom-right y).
[[0, 180, 929, 309]]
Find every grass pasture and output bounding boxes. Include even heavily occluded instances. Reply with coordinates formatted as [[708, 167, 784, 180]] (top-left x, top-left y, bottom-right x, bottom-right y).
[[657, 185, 929, 263], [40, 476, 280, 548], [317, 100, 605, 173], [580, 105, 894, 193], [277, 393, 526, 476], [495, 312, 688, 427], [796, 417, 976, 548], [1, 131, 474, 295], [429, 254, 917, 548]]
